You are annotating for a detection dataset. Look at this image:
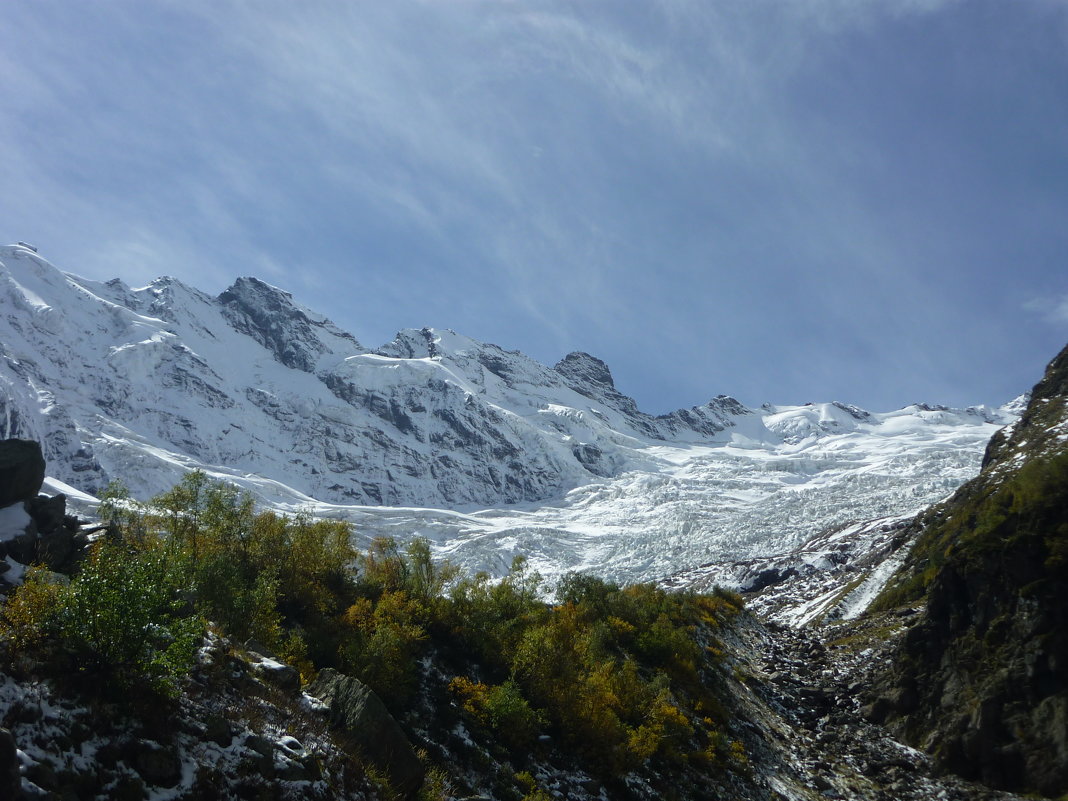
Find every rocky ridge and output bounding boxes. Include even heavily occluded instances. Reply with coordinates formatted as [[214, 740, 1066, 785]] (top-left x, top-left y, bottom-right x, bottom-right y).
[[865, 343, 1068, 797], [0, 243, 1015, 596], [0, 243, 765, 510]]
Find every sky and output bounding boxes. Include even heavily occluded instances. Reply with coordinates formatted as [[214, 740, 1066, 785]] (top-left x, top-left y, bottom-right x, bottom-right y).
[[2, 0, 1067, 414]]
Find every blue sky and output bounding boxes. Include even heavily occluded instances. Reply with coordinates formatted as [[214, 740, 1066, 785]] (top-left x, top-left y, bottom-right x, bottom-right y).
[[2, 0, 1066, 413]]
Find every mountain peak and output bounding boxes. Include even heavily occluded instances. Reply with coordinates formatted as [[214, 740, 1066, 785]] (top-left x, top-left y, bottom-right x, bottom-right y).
[[553, 351, 616, 390], [217, 276, 297, 311], [217, 277, 362, 372]]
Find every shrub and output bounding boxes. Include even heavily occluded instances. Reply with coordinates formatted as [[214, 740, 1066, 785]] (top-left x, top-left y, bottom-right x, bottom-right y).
[[448, 676, 543, 748], [1, 539, 202, 700], [340, 589, 427, 706], [0, 566, 66, 652], [193, 549, 282, 645], [446, 556, 548, 669]]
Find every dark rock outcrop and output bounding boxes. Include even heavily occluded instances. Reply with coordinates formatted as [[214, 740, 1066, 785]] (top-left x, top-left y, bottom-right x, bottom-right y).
[[218, 276, 362, 373], [553, 351, 661, 437], [306, 668, 424, 798], [554, 351, 618, 393], [0, 441, 85, 583], [0, 439, 45, 507], [25, 494, 64, 534], [874, 342, 1068, 797], [0, 728, 20, 801]]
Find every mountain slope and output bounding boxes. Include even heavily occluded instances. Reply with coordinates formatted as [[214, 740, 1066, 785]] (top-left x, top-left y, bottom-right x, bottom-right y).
[[869, 343, 1068, 797], [0, 243, 758, 508], [0, 242, 1018, 587]]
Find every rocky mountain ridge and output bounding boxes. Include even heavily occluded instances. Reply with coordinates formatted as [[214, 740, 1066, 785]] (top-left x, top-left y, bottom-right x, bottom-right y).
[[0, 243, 772, 509], [0, 243, 1018, 591]]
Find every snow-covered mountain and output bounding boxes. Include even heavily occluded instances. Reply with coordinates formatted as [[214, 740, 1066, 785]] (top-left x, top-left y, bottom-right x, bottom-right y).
[[0, 242, 1020, 586]]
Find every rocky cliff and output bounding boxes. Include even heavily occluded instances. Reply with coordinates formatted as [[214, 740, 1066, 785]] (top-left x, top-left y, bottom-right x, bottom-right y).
[[869, 343, 1068, 797]]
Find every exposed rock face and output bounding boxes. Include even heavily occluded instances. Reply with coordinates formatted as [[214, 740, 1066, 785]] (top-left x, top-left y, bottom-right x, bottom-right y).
[[305, 668, 425, 797], [218, 276, 364, 374], [657, 394, 751, 438], [0, 440, 84, 583], [553, 352, 748, 440], [0, 728, 19, 800], [0, 439, 45, 507], [553, 351, 647, 424], [873, 342, 1068, 797]]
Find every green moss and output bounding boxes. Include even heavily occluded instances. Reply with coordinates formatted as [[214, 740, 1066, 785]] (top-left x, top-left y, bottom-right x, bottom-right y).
[[872, 449, 1068, 613]]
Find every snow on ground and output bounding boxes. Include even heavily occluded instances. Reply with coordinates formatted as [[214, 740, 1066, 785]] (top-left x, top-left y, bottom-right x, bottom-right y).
[[0, 503, 31, 542]]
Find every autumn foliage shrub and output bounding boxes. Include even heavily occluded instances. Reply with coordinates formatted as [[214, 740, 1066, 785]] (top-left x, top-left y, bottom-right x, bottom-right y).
[[1, 470, 747, 785], [1, 538, 201, 700]]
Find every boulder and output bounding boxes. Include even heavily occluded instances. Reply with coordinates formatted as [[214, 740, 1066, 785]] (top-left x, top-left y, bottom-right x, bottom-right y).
[[305, 668, 424, 797], [37, 529, 73, 572], [129, 740, 181, 788], [203, 715, 233, 747], [0, 728, 20, 801], [7, 526, 38, 565], [250, 657, 300, 693], [0, 440, 45, 507], [244, 643, 301, 692], [26, 494, 65, 534]]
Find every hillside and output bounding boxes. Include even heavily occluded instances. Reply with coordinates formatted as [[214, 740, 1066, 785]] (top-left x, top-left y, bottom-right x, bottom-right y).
[[0, 440, 1039, 801], [867, 343, 1068, 796]]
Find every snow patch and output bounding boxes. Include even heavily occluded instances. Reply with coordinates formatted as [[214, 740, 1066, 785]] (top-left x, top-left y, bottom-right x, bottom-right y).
[[0, 503, 31, 542]]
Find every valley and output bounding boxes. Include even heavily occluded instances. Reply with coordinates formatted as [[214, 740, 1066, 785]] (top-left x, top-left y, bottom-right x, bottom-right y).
[[1, 242, 1065, 799]]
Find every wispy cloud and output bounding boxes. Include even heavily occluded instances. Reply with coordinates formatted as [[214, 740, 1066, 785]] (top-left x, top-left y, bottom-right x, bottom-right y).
[[1025, 295, 1068, 326], [2, 0, 1066, 410]]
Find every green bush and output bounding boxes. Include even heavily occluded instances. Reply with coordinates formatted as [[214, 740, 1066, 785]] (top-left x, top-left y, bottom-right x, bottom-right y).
[[340, 590, 428, 706], [448, 676, 543, 749], [1, 538, 202, 700]]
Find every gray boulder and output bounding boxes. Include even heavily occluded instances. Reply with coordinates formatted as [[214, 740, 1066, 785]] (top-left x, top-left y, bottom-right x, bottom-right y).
[[0, 440, 45, 507], [305, 668, 424, 797]]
